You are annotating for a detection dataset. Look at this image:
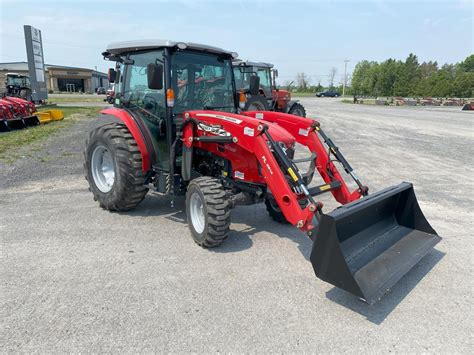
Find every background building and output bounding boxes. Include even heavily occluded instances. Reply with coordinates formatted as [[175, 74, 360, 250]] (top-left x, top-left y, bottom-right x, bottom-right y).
[[0, 62, 108, 93]]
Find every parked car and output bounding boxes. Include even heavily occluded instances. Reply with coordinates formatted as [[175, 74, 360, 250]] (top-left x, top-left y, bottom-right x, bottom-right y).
[[96, 87, 106, 95], [316, 89, 340, 98]]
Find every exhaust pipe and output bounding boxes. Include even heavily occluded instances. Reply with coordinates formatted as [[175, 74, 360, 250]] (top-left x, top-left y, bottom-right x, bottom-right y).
[[310, 182, 441, 304]]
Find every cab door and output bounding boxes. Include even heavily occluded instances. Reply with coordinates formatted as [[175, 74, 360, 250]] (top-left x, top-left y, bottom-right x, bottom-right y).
[[122, 50, 169, 170]]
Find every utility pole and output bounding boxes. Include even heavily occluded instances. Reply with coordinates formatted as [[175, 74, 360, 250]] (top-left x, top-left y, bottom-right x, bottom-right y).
[[343, 59, 349, 97]]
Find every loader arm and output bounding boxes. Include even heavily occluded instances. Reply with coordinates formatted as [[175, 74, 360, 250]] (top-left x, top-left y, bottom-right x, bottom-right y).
[[183, 110, 316, 231], [243, 111, 364, 204]]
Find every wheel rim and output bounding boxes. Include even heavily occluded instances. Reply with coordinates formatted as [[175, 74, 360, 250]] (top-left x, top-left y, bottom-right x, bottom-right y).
[[190, 192, 205, 234], [91, 145, 115, 193], [292, 108, 304, 116]]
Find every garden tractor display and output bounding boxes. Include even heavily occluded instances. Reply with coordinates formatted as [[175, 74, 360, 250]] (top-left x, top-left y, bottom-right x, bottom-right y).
[[84, 40, 441, 304], [233, 61, 306, 117]]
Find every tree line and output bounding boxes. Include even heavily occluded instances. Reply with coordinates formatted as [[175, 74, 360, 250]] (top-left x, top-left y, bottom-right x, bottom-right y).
[[283, 54, 473, 98], [351, 54, 473, 98]]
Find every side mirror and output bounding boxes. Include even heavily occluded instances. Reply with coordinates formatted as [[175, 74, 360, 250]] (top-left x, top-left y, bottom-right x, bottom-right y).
[[249, 74, 260, 95], [147, 63, 163, 90], [274, 69, 278, 78], [108, 68, 116, 83]]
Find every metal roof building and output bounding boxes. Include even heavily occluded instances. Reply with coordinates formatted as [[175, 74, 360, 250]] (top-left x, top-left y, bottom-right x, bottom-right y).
[[0, 62, 108, 93]]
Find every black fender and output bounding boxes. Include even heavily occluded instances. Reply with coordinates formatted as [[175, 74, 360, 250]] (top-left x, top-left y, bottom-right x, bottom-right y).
[[286, 100, 300, 112]]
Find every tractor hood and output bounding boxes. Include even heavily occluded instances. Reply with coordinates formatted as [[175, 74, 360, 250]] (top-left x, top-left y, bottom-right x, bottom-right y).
[[263, 120, 296, 147]]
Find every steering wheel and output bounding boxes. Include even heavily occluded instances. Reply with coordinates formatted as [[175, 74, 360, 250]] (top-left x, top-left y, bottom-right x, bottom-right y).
[[144, 94, 166, 116], [143, 94, 163, 112]]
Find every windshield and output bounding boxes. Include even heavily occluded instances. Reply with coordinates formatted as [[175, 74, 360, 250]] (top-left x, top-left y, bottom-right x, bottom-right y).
[[171, 51, 236, 113], [7, 76, 29, 87], [233, 65, 272, 97]]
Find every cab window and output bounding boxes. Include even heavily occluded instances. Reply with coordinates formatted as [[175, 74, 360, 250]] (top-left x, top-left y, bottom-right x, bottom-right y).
[[123, 50, 169, 169]]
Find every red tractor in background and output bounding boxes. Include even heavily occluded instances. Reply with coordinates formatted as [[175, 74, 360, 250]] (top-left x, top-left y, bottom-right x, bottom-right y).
[[84, 39, 440, 304], [233, 60, 306, 117], [0, 96, 39, 131]]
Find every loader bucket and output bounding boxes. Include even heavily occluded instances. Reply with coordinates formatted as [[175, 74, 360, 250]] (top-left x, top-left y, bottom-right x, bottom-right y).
[[310, 182, 441, 304], [0, 119, 9, 132], [45, 109, 64, 121], [6, 118, 27, 130], [35, 112, 52, 124], [23, 115, 40, 127]]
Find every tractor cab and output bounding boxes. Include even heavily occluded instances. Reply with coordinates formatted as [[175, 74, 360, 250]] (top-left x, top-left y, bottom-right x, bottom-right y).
[[232, 60, 305, 116], [103, 40, 239, 171], [5, 73, 32, 99], [233, 61, 274, 98]]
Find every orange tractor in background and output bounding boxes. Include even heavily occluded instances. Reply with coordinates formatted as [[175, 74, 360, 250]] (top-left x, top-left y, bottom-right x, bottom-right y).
[[233, 60, 306, 117]]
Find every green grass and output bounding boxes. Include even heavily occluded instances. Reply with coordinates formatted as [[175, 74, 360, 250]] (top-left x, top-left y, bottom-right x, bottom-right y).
[[48, 96, 105, 103], [0, 106, 101, 163]]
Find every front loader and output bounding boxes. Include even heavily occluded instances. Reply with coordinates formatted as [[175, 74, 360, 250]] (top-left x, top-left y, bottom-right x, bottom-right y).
[[84, 40, 441, 304]]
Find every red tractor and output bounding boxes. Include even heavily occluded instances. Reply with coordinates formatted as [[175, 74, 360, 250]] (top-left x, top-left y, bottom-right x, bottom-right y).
[[0, 96, 39, 130], [0, 100, 15, 132], [233, 60, 306, 117], [84, 40, 440, 304]]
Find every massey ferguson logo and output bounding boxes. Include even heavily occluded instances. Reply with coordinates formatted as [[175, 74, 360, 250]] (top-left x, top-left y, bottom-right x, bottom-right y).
[[197, 123, 230, 137]]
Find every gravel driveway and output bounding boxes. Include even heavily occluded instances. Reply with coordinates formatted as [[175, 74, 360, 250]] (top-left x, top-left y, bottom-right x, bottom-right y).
[[1, 98, 472, 352]]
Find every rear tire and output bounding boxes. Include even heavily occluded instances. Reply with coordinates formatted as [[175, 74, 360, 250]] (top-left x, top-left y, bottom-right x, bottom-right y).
[[265, 197, 308, 224], [186, 177, 231, 247], [244, 96, 269, 111], [288, 102, 306, 117], [84, 123, 148, 211], [265, 198, 289, 224]]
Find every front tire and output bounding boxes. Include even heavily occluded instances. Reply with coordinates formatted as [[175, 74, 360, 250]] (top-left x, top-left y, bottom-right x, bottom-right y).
[[288, 103, 306, 117], [186, 177, 231, 248], [84, 123, 148, 211]]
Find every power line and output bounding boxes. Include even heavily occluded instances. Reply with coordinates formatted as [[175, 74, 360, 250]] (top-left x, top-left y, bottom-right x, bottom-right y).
[[343, 59, 350, 96]]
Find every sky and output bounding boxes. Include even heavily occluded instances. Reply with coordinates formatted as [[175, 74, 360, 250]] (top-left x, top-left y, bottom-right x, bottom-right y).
[[0, 0, 472, 86]]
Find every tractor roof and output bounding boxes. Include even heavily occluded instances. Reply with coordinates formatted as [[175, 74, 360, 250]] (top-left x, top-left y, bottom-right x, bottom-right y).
[[6, 72, 28, 77], [232, 60, 274, 69], [105, 39, 236, 57]]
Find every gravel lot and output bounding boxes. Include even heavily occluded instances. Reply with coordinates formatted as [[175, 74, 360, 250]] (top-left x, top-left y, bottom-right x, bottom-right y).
[[1, 98, 472, 352]]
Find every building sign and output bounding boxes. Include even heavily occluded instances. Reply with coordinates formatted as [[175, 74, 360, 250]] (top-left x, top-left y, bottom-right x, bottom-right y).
[[24, 25, 48, 101]]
